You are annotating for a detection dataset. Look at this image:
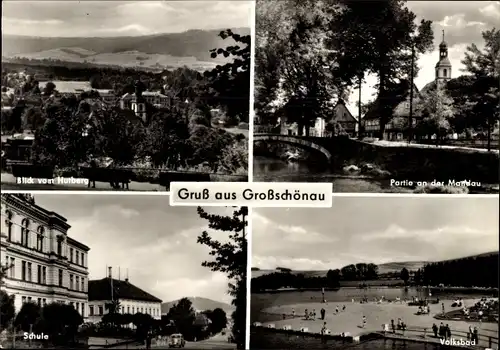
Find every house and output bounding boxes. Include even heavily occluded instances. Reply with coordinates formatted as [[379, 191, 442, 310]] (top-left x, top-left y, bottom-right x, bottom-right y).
[[363, 80, 426, 140], [363, 31, 453, 140], [1, 194, 90, 319], [87, 271, 162, 324], [278, 99, 357, 137], [95, 89, 116, 104]]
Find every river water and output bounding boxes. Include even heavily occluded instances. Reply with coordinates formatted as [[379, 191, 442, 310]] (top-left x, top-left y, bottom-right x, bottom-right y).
[[253, 156, 403, 193]]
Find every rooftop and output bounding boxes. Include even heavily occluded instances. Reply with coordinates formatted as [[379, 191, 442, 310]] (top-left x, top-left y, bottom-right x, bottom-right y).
[[88, 278, 162, 303], [38, 81, 92, 94]]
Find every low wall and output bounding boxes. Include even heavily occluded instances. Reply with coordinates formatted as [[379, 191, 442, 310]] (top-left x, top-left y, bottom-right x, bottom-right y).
[[250, 326, 477, 350], [333, 139, 499, 184]]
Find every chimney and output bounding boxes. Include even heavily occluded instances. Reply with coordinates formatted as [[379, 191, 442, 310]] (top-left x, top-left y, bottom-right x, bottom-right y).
[[108, 266, 112, 279]]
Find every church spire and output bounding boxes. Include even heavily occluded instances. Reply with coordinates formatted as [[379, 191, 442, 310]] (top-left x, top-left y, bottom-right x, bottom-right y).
[[435, 29, 451, 84]]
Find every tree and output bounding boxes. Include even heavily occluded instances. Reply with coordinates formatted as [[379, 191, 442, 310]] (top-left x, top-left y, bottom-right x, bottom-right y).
[[43, 81, 56, 96], [0, 263, 15, 331], [35, 303, 83, 345], [461, 28, 500, 151], [417, 87, 454, 142], [197, 207, 247, 349], [400, 267, 410, 286], [206, 308, 227, 334], [166, 298, 196, 339], [332, 0, 434, 139], [14, 302, 41, 332], [205, 29, 251, 124], [31, 100, 90, 168]]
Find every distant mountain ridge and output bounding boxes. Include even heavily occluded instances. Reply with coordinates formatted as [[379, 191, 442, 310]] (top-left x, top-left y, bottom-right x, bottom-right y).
[[161, 297, 234, 316], [252, 251, 499, 278], [1, 28, 250, 62]]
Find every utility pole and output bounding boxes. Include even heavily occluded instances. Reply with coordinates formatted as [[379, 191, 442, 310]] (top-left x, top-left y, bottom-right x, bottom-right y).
[[358, 74, 363, 140], [109, 267, 113, 302], [409, 44, 415, 144]]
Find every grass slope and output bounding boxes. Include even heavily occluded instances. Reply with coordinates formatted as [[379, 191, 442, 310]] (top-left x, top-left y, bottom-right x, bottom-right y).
[[161, 297, 234, 316], [2, 28, 250, 62]]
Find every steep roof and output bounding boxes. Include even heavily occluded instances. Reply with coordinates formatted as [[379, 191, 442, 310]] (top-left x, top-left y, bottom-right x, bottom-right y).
[[363, 80, 421, 120], [436, 57, 452, 68], [39, 81, 92, 94], [88, 278, 162, 303]]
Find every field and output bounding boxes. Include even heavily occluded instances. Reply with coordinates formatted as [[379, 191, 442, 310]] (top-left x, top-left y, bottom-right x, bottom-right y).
[[2, 28, 250, 72], [5, 47, 219, 72]]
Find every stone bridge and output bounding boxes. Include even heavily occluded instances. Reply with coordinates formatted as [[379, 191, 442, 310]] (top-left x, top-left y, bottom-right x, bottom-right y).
[[253, 133, 335, 162]]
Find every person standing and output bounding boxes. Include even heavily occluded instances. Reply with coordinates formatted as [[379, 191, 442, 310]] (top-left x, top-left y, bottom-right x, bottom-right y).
[[432, 323, 438, 338], [320, 308, 326, 320], [362, 315, 367, 328], [320, 322, 328, 344], [439, 323, 445, 339], [442, 302, 445, 315], [445, 324, 451, 341], [391, 319, 396, 334], [473, 327, 479, 343]]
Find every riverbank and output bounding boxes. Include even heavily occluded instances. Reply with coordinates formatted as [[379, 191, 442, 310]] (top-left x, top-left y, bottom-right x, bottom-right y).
[[258, 299, 498, 348], [252, 284, 499, 295]]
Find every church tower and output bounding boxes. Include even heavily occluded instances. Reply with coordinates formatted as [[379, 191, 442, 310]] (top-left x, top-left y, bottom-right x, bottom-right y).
[[435, 30, 452, 87]]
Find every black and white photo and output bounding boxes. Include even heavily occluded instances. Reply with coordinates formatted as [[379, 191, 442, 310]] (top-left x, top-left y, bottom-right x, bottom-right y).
[[1, 1, 251, 191], [251, 196, 499, 349], [1, 194, 248, 349], [253, 0, 499, 194]]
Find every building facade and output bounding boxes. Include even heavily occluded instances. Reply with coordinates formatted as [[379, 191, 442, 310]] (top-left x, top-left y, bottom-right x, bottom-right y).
[[87, 275, 162, 324], [0, 194, 90, 318], [278, 100, 356, 137]]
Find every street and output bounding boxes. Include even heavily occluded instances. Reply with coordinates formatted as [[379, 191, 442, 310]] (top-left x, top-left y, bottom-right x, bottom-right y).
[[114, 334, 237, 350]]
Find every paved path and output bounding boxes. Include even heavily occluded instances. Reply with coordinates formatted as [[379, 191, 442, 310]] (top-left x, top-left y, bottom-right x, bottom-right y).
[[259, 299, 498, 348]]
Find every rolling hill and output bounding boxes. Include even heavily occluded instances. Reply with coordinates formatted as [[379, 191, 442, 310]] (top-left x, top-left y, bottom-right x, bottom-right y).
[[251, 252, 499, 279], [161, 297, 234, 316], [1, 28, 250, 70]]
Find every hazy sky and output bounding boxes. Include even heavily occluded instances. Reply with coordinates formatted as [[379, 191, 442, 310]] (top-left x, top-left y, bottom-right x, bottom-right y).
[[253, 197, 499, 271], [1, 1, 252, 37], [346, 1, 500, 116], [34, 194, 237, 305]]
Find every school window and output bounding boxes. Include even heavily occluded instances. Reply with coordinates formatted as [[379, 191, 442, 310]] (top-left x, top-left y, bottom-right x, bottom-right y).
[[58, 269, 63, 286], [27, 263, 32, 281], [127, 306, 130, 314], [10, 258, 15, 278], [42, 299, 46, 306], [42, 267, 47, 284], [89, 306, 94, 316], [70, 275, 74, 289], [70, 248, 73, 262], [81, 253, 85, 266], [37, 265, 41, 283], [98, 306, 104, 315], [37, 298, 41, 306], [22, 261, 26, 281], [22, 296, 26, 304], [27, 297, 32, 302], [76, 252, 79, 265], [444, 69, 447, 77], [5, 210, 13, 241], [81, 278, 84, 292], [76, 276, 80, 291]]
